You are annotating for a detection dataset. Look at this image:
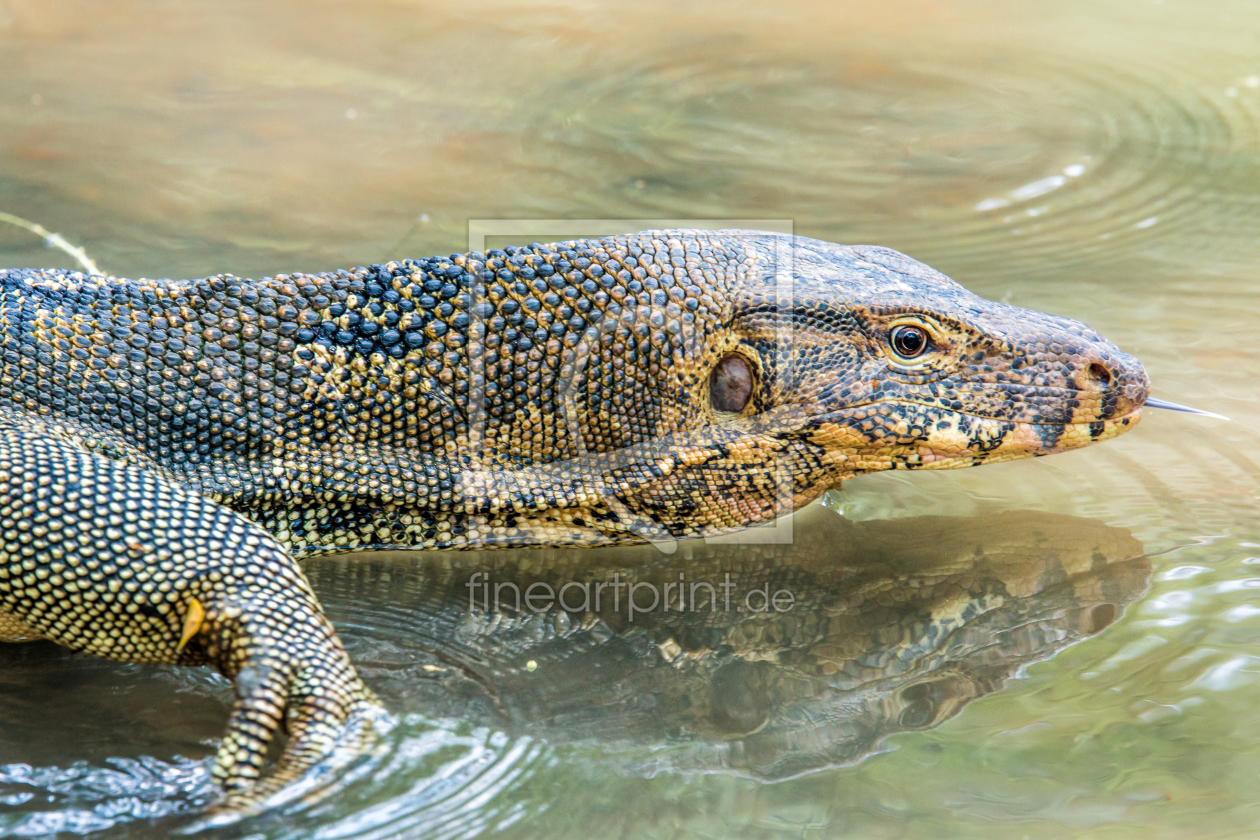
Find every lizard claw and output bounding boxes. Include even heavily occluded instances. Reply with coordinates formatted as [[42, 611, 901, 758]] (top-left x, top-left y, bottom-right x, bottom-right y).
[[211, 691, 388, 820], [186, 593, 389, 818]]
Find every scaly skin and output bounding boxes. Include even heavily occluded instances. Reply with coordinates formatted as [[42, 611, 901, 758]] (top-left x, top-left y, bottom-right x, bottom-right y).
[[0, 230, 1149, 808]]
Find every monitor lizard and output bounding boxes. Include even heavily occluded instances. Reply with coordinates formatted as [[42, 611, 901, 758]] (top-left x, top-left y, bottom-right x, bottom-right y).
[[0, 230, 1148, 809]]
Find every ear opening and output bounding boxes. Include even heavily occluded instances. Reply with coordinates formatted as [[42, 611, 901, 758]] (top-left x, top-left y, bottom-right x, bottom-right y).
[[710, 353, 754, 414]]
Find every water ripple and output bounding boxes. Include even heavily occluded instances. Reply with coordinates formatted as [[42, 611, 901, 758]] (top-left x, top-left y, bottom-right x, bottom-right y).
[[0, 757, 210, 837], [520, 50, 1260, 278]]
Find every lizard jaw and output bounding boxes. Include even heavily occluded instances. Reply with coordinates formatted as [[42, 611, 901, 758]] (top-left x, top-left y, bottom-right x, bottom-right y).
[[812, 405, 1144, 476]]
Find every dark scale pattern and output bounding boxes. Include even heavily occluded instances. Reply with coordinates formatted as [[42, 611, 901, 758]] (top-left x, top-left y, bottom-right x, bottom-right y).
[[0, 230, 1150, 807]]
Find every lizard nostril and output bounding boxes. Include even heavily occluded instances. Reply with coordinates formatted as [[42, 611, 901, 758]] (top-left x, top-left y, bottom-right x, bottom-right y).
[[1088, 363, 1112, 387]]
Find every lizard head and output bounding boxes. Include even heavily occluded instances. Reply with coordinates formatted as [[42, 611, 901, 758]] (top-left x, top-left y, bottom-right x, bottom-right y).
[[704, 232, 1148, 482]]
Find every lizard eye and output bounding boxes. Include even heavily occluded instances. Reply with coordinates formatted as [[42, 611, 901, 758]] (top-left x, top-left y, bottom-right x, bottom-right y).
[[711, 354, 753, 413], [890, 325, 930, 360]]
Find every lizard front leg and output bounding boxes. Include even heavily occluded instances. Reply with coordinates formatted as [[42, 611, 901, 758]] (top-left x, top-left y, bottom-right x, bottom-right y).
[[0, 419, 385, 810]]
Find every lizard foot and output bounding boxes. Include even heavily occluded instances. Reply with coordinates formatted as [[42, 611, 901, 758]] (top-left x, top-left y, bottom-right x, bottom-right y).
[[187, 592, 391, 818]]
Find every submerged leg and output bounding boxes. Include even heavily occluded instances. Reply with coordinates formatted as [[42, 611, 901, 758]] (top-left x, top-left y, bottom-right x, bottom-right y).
[[0, 421, 384, 809]]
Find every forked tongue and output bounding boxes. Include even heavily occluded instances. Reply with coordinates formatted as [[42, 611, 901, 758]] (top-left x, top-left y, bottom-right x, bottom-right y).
[[1144, 397, 1230, 421]]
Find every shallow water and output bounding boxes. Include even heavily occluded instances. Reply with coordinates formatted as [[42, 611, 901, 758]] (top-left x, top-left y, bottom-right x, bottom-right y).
[[1, 0, 1259, 836]]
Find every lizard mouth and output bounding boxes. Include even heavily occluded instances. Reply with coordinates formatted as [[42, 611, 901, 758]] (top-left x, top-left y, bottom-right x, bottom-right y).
[[814, 402, 1144, 473], [907, 404, 1145, 469], [865, 400, 1145, 428]]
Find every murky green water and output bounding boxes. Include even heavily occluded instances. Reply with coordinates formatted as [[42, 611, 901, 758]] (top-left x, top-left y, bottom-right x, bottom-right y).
[[2, 0, 1260, 836]]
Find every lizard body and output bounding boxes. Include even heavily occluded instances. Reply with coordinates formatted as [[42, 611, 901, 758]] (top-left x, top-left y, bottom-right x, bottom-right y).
[[0, 230, 1148, 808]]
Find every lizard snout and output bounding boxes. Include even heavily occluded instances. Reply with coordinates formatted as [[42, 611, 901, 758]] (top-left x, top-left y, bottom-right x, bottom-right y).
[[1075, 346, 1149, 423]]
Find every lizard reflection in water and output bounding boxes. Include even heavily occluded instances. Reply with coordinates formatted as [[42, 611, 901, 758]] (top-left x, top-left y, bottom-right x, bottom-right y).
[[305, 506, 1149, 782]]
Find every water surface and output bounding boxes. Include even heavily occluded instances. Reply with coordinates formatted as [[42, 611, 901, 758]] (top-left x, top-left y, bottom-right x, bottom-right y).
[[1, 0, 1260, 837]]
